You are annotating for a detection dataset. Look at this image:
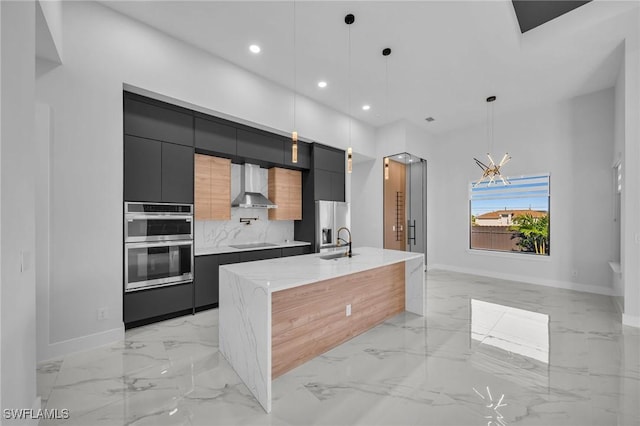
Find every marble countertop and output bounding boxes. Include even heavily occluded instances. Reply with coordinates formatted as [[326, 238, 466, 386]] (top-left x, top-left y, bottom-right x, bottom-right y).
[[220, 246, 423, 293], [195, 240, 311, 256]]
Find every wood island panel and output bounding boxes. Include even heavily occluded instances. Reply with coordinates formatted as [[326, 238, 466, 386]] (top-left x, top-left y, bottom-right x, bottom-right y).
[[271, 263, 405, 379]]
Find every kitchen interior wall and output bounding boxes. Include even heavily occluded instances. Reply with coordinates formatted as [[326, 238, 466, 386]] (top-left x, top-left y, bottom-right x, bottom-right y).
[[194, 164, 293, 252], [430, 88, 616, 295], [351, 120, 438, 267], [1, 0, 38, 415], [612, 54, 625, 310], [622, 22, 640, 327], [34, 1, 374, 361]]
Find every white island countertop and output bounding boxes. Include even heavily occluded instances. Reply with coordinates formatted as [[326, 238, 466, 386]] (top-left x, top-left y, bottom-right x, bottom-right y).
[[220, 246, 424, 293]]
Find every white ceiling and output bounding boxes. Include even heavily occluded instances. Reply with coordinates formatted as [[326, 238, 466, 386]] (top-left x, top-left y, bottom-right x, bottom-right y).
[[102, 1, 638, 134]]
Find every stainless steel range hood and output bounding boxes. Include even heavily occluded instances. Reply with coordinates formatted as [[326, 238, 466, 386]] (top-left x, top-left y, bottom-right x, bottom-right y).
[[231, 163, 278, 209]]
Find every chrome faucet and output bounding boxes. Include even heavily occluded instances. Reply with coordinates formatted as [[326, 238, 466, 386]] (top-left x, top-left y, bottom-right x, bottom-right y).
[[336, 227, 352, 258]]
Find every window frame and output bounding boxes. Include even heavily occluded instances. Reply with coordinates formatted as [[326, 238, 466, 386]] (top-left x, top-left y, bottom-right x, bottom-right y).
[[469, 173, 551, 256]]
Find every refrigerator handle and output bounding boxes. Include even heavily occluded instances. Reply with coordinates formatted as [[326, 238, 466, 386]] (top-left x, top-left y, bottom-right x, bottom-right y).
[[408, 219, 417, 245]]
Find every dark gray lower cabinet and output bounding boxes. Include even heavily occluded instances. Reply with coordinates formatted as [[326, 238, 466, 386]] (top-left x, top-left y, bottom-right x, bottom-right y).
[[194, 253, 240, 309], [239, 248, 282, 262], [194, 247, 311, 311], [161, 143, 194, 203], [194, 255, 218, 309], [281, 246, 311, 257], [124, 282, 193, 327]]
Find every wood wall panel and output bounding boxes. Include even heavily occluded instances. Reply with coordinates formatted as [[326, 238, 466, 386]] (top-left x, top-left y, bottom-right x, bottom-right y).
[[194, 154, 212, 220], [268, 168, 302, 220], [271, 263, 405, 379], [384, 160, 406, 251], [210, 156, 231, 220], [194, 154, 231, 220]]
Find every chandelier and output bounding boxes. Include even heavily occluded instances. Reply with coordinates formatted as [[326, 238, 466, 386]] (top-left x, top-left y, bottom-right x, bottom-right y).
[[473, 96, 511, 187]]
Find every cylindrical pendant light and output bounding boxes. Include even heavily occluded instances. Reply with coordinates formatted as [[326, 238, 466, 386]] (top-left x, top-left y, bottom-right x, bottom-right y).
[[384, 157, 390, 180], [345, 13, 354, 173]]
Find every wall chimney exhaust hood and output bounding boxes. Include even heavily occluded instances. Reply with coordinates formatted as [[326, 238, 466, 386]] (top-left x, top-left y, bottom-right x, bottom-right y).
[[231, 163, 278, 209]]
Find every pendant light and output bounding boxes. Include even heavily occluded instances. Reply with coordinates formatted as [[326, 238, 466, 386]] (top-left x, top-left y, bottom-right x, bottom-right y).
[[291, 0, 298, 163], [473, 96, 511, 186], [384, 157, 390, 180], [382, 47, 392, 180], [345, 13, 354, 173]]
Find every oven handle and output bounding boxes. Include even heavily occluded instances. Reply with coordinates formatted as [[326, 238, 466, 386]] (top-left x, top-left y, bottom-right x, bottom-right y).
[[125, 240, 193, 249], [126, 215, 192, 221]]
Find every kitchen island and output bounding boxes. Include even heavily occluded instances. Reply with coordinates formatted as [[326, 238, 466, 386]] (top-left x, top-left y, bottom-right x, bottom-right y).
[[219, 246, 425, 412]]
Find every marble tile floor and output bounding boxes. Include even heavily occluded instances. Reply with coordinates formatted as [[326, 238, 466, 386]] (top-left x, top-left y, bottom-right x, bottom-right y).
[[37, 270, 640, 426]]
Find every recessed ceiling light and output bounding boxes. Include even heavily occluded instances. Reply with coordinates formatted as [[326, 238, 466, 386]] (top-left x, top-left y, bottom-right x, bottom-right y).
[[249, 44, 261, 54], [362, 105, 371, 111], [317, 81, 327, 88], [398, 155, 404, 159]]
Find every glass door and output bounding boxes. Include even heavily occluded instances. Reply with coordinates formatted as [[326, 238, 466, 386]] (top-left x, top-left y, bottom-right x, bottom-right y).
[[383, 152, 427, 256]]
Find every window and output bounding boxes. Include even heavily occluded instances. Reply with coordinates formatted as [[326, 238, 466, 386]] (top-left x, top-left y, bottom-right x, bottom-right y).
[[470, 174, 550, 255]]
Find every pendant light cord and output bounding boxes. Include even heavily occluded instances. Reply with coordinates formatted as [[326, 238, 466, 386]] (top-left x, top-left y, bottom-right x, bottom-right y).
[[293, 0, 297, 132], [348, 18, 352, 147], [385, 54, 389, 124]]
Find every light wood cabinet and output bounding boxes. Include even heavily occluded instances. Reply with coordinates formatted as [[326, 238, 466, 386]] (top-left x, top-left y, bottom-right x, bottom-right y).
[[268, 168, 302, 220], [195, 154, 231, 220]]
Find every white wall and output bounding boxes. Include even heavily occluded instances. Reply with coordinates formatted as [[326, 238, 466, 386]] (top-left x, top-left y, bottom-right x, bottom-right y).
[[351, 120, 438, 265], [612, 52, 625, 302], [1, 0, 38, 420], [351, 121, 406, 249], [430, 89, 616, 295], [622, 12, 640, 326], [35, 1, 375, 360]]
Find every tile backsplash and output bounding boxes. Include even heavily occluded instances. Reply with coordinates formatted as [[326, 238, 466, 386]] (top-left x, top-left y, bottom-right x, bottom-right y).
[[194, 164, 294, 251]]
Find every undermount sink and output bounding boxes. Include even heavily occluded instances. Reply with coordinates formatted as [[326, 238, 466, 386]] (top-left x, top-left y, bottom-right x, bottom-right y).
[[229, 242, 278, 249], [319, 252, 359, 260]]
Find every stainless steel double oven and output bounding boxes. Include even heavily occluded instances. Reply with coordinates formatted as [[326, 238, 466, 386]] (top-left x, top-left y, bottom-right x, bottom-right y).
[[124, 202, 193, 292]]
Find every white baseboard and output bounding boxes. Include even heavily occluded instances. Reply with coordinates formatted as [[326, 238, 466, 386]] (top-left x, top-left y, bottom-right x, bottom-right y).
[[622, 314, 640, 328], [429, 264, 616, 296], [21, 397, 43, 426], [39, 326, 124, 362]]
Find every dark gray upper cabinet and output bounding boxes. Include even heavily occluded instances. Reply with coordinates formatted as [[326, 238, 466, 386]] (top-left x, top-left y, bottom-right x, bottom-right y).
[[124, 97, 194, 147], [237, 129, 284, 165], [331, 171, 345, 202], [195, 116, 237, 156], [314, 169, 332, 201], [313, 145, 345, 173], [161, 143, 194, 203], [284, 139, 311, 169], [312, 144, 345, 202], [124, 135, 162, 202]]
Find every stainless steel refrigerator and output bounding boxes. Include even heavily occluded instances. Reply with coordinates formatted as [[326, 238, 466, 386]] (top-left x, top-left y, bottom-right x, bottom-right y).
[[315, 201, 350, 253]]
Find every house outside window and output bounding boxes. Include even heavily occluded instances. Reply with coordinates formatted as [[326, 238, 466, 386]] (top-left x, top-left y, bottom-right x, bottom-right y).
[[470, 174, 550, 255]]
